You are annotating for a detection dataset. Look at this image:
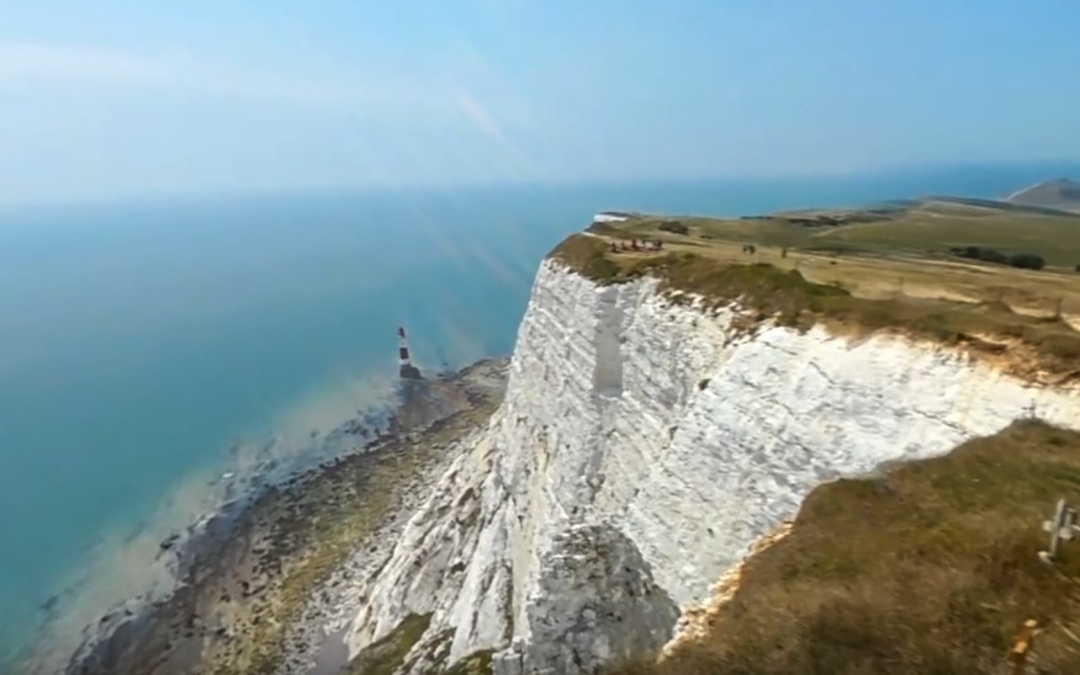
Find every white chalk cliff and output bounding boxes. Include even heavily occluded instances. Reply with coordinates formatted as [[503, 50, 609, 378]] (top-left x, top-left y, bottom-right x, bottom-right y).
[[340, 256, 1080, 675]]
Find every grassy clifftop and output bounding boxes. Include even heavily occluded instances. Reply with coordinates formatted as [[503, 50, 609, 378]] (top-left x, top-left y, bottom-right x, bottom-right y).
[[549, 223, 1080, 383], [610, 420, 1080, 675]]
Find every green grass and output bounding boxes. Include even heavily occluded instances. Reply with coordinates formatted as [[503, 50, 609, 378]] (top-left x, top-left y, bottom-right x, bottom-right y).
[[815, 202, 1080, 266], [343, 613, 433, 675], [587, 200, 1080, 268], [608, 420, 1080, 675], [443, 650, 495, 675], [550, 235, 1080, 379]]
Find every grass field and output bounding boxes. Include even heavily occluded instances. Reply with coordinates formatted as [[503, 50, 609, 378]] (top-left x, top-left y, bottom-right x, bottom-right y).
[[576, 200, 1080, 338], [591, 199, 1080, 267], [609, 421, 1080, 675]]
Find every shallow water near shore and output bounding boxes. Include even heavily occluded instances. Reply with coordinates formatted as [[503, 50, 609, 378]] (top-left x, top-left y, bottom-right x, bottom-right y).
[[0, 172, 1057, 669]]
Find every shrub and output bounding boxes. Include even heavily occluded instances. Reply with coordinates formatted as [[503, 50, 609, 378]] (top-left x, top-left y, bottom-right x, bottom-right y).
[[1008, 253, 1045, 271], [949, 246, 1028, 267], [978, 248, 1009, 264], [658, 220, 689, 235], [1074, 263, 1080, 273]]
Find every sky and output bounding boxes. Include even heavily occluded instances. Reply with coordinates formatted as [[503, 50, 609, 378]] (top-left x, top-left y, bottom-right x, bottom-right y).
[[1, 0, 1078, 205]]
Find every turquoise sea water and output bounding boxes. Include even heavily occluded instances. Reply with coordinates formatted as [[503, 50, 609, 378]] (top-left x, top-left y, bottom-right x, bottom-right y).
[[0, 168, 1073, 665]]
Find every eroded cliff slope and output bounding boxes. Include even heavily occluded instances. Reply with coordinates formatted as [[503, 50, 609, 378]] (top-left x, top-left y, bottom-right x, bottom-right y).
[[334, 243, 1080, 675]]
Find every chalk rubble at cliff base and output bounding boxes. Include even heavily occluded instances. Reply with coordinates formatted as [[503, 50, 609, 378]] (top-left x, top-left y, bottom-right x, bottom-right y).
[[334, 259, 1080, 675]]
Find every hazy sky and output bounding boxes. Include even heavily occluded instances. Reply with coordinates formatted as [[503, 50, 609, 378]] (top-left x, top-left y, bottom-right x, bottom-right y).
[[1, 0, 1078, 205]]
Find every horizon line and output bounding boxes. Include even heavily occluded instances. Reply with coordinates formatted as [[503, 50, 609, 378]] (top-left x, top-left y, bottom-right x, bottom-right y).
[[1, 158, 1079, 212]]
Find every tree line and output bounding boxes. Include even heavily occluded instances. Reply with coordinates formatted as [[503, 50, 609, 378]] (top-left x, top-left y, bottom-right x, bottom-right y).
[[947, 246, 1048, 271]]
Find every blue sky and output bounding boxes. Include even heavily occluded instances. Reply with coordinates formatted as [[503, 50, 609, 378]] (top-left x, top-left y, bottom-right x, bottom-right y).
[[1, 0, 1078, 205]]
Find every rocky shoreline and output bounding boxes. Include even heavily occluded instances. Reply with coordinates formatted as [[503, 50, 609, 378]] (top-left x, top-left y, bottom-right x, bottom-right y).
[[19, 359, 508, 675]]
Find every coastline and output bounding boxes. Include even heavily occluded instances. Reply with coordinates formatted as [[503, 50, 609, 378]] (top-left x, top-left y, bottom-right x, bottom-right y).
[[13, 358, 509, 675]]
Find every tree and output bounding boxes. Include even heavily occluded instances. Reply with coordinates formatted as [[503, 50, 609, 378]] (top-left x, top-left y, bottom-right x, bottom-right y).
[[979, 248, 1009, 264], [1008, 253, 1046, 271]]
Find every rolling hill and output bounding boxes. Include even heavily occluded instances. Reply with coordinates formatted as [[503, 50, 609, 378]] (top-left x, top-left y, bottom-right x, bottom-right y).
[[1006, 179, 1080, 212]]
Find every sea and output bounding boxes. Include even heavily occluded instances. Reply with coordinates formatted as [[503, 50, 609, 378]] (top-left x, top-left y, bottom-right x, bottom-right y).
[[0, 164, 1075, 667]]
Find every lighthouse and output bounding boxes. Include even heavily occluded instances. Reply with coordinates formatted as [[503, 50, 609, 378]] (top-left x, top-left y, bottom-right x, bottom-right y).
[[397, 326, 423, 381]]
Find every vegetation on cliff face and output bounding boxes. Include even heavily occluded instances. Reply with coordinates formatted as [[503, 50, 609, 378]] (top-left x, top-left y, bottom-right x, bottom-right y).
[[609, 420, 1080, 675], [549, 233, 1080, 381], [442, 649, 495, 675], [344, 613, 434, 675]]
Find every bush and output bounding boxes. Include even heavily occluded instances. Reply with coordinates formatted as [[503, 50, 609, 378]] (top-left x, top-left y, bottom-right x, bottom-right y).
[[978, 248, 1009, 264], [1008, 253, 1045, 270], [658, 220, 689, 235], [949, 246, 1006, 263], [1074, 263, 1080, 273], [949, 246, 1044, 269]]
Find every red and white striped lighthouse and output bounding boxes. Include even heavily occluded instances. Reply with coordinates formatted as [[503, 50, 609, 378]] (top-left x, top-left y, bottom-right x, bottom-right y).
[[397, 326, 423, 381]]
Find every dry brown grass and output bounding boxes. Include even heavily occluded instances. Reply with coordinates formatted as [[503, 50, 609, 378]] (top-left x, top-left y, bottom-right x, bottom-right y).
[[608, 420, 1080, 675], [565, 206, 1080, 333], [583, 204, 1080, 327], [551, 234, 1080, 383]]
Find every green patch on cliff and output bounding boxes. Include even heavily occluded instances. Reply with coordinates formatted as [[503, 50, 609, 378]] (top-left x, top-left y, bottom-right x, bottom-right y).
[[550, 234, 1080, 381], [343, 613, 433, 675], [549, 234, 624, 282], [609, 420, 1080, 675], [444, 649, 495, 675]]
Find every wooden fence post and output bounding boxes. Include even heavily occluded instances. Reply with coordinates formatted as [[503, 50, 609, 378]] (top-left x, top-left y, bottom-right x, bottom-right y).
[[1040, 498, 1080, 564]]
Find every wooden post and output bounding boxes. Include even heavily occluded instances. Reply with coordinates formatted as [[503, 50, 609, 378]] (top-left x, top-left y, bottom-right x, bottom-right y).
[[1040, 498, 1080, 564], [1023, 400, 1038, 419]]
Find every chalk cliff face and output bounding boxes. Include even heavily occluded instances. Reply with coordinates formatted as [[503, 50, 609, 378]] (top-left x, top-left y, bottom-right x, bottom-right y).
[[339, 258, 1080, 675]]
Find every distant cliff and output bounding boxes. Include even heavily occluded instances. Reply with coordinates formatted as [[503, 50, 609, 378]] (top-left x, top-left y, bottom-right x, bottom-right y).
[[1006, 178, 1080, 211]]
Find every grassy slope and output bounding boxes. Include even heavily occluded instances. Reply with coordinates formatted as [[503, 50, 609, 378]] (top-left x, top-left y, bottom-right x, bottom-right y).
[[1008, 180, 1080, 212], [594, 200, 1080, 267], [814, 201, 1080, 264], [609, 420, 1080, 675]]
